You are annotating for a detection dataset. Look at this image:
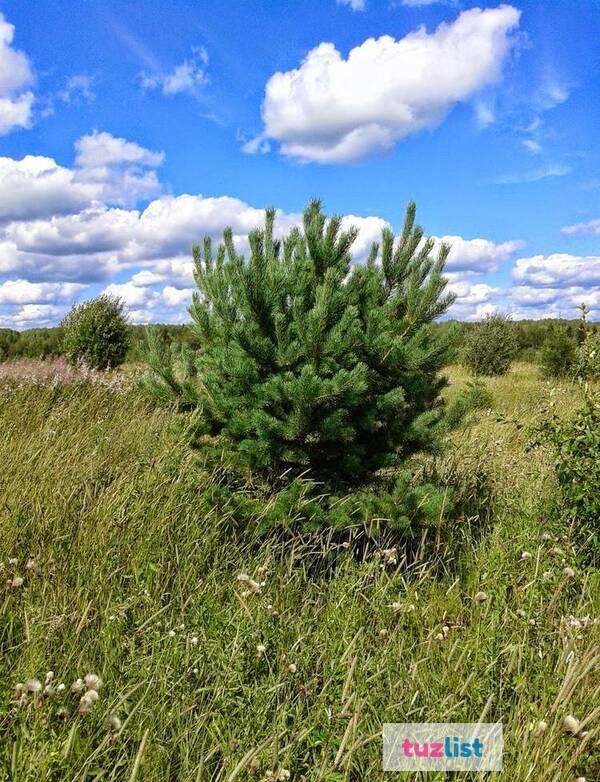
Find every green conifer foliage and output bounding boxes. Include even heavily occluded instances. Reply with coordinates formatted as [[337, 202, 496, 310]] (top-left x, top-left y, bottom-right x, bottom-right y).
[[142, 201, 457, 484]]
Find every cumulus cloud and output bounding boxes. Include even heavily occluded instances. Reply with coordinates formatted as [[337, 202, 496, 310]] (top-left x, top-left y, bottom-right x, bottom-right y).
[[139, 47, 209, 96], [74, 131, 164, 169], [251, 5, 520, 163], [0, 132, 164, 226], [0, 155, 95, 222], [1, 130, 593, 328], [437, 235, 523, 275], [561, 218, 600, 236], [513, 253, 600, 288], [0, 279, 84, 305], [0, 303, 67, 329], [0, 13, 35, 135]]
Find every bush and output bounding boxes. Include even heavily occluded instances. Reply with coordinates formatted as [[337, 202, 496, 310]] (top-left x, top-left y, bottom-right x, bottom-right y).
[[461, 314, 518, 376], [142, 200, 457, 486], [540, 328, 577, 378], [62, 295, 129, 370], [535, 386, 600, 563]]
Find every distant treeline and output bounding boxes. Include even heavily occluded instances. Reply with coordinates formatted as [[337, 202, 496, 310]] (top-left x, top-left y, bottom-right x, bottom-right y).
[[0, 319, 598, 364], [0, 325, 199, 364]]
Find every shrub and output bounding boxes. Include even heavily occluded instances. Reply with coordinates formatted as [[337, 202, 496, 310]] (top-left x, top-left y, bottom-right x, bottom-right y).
[[540, 328, 577, 378], [573, 305, 600, 380], [62, 295, 129, 370], [535, 385, 600, 563], [142, 200, 457, 485], [461, 314, 518, 376]]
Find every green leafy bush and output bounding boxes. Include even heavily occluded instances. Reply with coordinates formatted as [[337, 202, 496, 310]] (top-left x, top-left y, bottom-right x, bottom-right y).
[[535, 385, 600, 562], [142, 200, 457, 486], [540, 327, 577, 378], [461, 314, 518, 377], [62, 295, 129, 370]]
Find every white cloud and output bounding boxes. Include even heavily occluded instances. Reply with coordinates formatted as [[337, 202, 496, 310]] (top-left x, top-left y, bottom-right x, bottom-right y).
[[0, 155, 96, 222], [0, 13, 35, 135], [561, 218, 600, 237], [139, 47, 209, 96], [252, 6, 520, 163], [74, 130, 164, 169], [492, 164, 571, 185], [4, 207, 140, 256], [0, 279, 84, 305], [437, 235, 523, 275], [513, 253, 600, 288], [336, 0, 367, 11], [58, 74, 96, 104]]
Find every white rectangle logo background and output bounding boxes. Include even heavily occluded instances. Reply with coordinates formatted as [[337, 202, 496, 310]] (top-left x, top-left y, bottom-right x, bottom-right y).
[[383, 722, 503, 771]]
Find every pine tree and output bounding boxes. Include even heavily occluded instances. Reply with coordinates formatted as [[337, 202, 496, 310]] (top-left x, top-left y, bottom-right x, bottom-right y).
[[142, 200, 457, 485]]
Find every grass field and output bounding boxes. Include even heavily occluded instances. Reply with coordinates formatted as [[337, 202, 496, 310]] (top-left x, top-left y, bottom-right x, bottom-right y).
[[0, 362, 598, 781]]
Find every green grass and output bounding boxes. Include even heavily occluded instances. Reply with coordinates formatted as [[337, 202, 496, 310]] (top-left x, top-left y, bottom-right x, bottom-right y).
[[0, 364, 598, 781]]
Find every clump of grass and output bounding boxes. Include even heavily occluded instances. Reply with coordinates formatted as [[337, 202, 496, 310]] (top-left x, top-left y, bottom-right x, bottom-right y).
[[0, 366, 598, 780]]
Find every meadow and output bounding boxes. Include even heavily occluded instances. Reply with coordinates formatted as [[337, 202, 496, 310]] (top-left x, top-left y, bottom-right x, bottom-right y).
[[0, 361, 598, 781]]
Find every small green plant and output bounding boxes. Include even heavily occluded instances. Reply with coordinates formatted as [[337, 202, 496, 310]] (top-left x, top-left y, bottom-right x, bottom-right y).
[[540, 327, 577, 378], [573, 304, 600, 381], [461, 314, 518, 377], [62, 295, 129, 370], [142, 200, 458, 486]]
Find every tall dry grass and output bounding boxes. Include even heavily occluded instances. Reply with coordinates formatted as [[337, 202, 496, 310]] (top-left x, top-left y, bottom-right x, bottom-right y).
[[0, 363, 598, 780]]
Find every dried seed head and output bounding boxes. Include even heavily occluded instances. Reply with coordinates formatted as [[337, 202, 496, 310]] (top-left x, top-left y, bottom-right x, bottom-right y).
[[56, 683, 66, 693], [84, 674, 102, 691], [390, 602, 401, 612], [106, 714, 122, 733], [257, 644, 266, 656], [532, 720, 547, 737], [14, 683, 24, 697], [45, 671, 54, 685], [341, 542, 350, 550], [10, 576, 24, 588], [434, 633, 444, 641], [550, 547, 564, 557], [563, 567, 575, 578], [277, 771, 291, 781], [8, 557, 17, 566], [56, 706, 69, 719], [237, 573, 250, 583], [25, 678, 42, 693], [516, 609, 526, 618], [288, 663, 297, 674], [78, 689, 99, 715], [575, 777, 587, 782], [190, 636, 199, 646], [378, 628, 388, 639], [561, 715, 580, 735], [71, 678, 85, 694], [442, 625, 450, 637], [473, 591, 488, 604], [168, 629, 176, 638], [25, 558, 36, 571], [520, 551, 532, 560]]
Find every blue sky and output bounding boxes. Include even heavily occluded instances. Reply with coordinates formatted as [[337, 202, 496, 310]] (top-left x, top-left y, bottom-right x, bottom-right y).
[[1, 0, 599, 328]]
